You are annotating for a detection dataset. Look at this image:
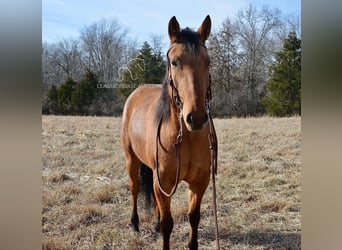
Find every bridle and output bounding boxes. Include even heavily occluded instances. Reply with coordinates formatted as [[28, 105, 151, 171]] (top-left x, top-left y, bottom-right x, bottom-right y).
[[155, 43, 220, 249]]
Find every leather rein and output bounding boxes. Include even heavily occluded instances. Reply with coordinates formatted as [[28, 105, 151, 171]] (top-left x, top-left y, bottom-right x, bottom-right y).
[[155, 43, 220, 249]]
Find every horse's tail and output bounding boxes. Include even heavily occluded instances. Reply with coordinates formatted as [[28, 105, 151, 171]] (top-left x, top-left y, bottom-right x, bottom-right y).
[[139, 163, 154, 209]]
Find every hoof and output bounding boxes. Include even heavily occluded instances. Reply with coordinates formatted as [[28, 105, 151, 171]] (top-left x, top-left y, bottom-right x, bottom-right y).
[[131, 216, 140, 232], [188, 242, 198, 250], [154, 221, 160, 233], [132, 224, 140, 232]]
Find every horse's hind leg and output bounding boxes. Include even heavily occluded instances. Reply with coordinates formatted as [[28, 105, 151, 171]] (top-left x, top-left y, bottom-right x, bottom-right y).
[[125, 153, 141, 232]]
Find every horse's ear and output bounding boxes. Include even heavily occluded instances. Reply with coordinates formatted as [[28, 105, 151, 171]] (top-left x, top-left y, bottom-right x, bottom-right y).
[[197, 15, 211, 43], [168, 16, 180, 43]]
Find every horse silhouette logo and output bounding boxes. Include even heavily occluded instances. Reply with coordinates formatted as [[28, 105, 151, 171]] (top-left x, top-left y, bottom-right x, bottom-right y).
[[116, 58, 146, 82]]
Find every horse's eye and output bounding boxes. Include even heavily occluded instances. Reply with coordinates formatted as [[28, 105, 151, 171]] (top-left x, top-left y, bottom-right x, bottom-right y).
[[171, 59, 179, 67]]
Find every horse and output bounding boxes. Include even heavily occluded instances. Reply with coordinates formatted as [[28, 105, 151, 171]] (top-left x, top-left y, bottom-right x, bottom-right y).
[[121, 15, 217, 250]]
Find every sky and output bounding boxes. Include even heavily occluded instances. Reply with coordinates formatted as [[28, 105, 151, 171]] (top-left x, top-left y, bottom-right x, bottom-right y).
[[42, 0, 301, 46]]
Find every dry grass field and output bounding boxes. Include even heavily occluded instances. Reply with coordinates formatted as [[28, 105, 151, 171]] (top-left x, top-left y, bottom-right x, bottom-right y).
[[42, 115, 301, 250]]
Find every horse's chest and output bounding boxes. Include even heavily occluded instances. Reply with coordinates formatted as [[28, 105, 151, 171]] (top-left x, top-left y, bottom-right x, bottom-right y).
[[182, 134, 210, 166]]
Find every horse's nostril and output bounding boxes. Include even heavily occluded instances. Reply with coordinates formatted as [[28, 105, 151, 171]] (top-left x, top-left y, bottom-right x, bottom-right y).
[[186, 113, 208, 130], [186, 113, 193, 125]]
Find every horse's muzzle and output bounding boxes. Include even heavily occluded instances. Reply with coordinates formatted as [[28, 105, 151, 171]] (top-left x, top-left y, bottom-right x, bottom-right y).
[[185, 112, 208, 131]]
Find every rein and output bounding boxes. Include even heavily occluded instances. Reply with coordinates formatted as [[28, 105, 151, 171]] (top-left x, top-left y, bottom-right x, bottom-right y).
[[155, 44, 220, 249], [155, 76, 183, 197]]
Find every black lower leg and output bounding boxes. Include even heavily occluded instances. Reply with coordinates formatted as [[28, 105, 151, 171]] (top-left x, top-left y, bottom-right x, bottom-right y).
[[161, 214, 173, 250], [188, 208, 200, 249], [155, 212, 161, 232], [131, 213, 139, 232], [131, 201, 140, 232]]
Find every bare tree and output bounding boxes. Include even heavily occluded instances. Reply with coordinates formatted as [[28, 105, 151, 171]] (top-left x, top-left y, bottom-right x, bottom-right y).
[[80, 18, 128, 85], [54, 39, 84, 80], [42, 18, 141, 116], [42, 40, 83, 93], [235, 5, 282, 115], [284, 14, 301, 38], [149, 33, 167, 56], [42, 42, 57, 94], [208, 4, 285, 116], [208, 18, 241, 116]]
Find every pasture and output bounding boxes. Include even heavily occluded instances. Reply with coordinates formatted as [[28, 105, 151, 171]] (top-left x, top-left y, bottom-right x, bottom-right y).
[[42, 115, 301, 249]]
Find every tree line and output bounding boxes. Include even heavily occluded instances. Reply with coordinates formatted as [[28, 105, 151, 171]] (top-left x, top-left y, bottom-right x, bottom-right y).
[[42, 4, 301, 117]]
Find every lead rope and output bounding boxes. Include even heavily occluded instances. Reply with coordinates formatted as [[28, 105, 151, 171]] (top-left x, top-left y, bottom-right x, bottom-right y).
[[208, 113, 220, 249], [206, 76, 220, 250]]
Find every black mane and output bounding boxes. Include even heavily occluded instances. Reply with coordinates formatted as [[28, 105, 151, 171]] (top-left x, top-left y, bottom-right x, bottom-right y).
[[155, 27, 201, 124]]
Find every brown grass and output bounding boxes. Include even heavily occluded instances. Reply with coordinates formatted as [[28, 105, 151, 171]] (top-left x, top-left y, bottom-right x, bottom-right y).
[[42, 115, 301, 249]]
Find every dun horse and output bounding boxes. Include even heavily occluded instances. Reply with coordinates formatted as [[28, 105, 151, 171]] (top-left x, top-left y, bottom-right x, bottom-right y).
[[121, 15, 217, 250]]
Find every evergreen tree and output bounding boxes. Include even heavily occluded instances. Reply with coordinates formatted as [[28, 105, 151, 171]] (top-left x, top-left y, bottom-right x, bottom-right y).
[[71, 70, 97, 115], [47, 84, 59, 114], [118, 41, 165, 97], [262, 32, 301, 116], [57, 77, 77, 114]]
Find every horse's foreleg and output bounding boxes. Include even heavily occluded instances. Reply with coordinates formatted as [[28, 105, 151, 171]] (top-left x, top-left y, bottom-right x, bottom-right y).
[[126, 156, 141, 232], [153, 178, 173, 250], [188, 176, 210, 250]]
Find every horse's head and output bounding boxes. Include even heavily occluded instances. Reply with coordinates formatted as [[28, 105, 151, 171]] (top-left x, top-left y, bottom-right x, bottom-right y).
[[167, 15, 211, 131]]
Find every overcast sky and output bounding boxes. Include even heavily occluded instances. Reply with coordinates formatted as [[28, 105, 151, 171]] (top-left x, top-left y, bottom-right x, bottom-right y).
[[42, 0, 300, 45]]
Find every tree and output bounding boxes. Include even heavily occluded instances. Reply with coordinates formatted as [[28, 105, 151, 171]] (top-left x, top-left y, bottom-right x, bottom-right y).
[[47, 84, 59, 114], [80, 18, 128, 85], [80, 18, 138, 115], [42, 17, 141, 116], [118, 41, 165, 98], [42, 40, 84, 94], [262, 32, 301, 116], [57, 77, 77, 114], [149, 33, 166, 55], [53, 39, 84, 80], [234, 4, 283, 116], [208, 5, 283, 117], [208, 18, 241, 117], [71, 70, 97, 115], [42, 42, 64, 95]]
